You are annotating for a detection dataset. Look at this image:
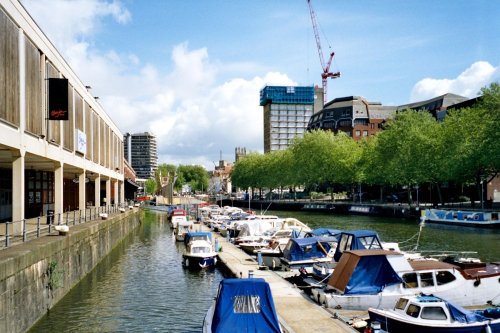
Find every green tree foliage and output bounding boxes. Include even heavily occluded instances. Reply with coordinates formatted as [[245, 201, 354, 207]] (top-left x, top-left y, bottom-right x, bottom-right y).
[[177, 165, 209, 192], [144, 178, 157, 195]]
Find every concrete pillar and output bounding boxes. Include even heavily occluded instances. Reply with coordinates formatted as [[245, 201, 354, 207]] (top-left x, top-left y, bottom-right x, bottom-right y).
[[78, 172, 86, 212], [114, 180, 119, 206], [12, 152, 25, 233], [120, 181, 125, 205], [94, 175, 100, 207], [106, 179, 111, 207], [54, 164, 64, 217]]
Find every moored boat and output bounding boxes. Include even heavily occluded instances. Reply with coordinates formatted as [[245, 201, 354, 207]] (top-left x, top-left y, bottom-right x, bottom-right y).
[[202, 278, 282, 333], [423, 208, 500, 228], [368, 294, 500, 333], [182, 239, 217, 269], [311, 249, 500, 310]]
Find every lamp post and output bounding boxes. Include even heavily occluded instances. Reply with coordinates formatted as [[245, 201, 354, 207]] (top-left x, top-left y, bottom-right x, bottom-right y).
[[480, 180, 484, 210]]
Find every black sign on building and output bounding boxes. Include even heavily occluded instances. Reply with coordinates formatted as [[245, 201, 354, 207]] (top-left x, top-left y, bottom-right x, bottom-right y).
[[48, 78, 69, 120]]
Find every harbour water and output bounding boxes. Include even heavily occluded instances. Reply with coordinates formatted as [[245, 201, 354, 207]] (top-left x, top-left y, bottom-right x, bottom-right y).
[[29, 209, 500, 332]]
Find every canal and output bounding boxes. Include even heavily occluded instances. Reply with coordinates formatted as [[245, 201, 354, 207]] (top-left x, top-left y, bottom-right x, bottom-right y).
[[29, 209, 500, 332]]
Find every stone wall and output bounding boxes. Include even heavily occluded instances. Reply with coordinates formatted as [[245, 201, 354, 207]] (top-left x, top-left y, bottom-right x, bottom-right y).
[[0, 209, 143, 333]]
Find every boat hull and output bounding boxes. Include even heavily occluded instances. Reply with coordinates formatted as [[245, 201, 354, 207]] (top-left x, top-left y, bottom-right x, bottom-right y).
[[369, 309, 500, 333], [182, 254, 217, 269]]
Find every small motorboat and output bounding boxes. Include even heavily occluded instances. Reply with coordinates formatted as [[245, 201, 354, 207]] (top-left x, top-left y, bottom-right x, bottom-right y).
[[368, 294, 500, 333], [175, 220, 194, 242], [182, 239, 217, 269], [202, 278, 282, 333]]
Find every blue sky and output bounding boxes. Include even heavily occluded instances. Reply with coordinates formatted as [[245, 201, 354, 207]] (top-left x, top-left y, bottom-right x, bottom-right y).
[[21, 0, 499, 169]]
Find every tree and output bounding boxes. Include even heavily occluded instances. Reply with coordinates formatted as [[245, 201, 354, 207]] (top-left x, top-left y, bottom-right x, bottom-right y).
[[144, 178, 157, 195], [371, 110, 441, 203]]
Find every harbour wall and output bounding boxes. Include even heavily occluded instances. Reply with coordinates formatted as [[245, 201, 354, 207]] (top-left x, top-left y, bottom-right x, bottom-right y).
[[0, 208, 143, 333], [224, 199, 420, 218]]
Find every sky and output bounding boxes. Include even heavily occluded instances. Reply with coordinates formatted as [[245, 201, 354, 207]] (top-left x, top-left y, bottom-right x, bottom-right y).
[[21, 0, 500, 170]]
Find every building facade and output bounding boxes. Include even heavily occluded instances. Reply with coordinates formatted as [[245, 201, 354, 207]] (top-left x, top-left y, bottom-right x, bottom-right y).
[[0, 0, 125, 227], [306, 93, 469, 140], [260, 86, 322, 153], [124, 132, 158, 180]]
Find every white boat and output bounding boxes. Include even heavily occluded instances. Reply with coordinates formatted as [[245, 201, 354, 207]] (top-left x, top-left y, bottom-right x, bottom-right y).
[[368, 294, 500, 333], [202, 278, 282, 333], [175, 220, 194, 242], [423, 208, 500, 228], [182, 238, 217, 269], [311, 249, 500, 310]]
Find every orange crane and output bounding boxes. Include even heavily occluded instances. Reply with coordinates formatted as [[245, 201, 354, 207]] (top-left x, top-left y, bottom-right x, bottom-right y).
[[307, 0, 340, 105]]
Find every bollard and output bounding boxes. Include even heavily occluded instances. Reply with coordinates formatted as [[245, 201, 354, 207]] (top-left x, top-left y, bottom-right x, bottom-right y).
[[257, 251, 263, 266], [248, 270, 254, 278], [37, 216, 40, 238]]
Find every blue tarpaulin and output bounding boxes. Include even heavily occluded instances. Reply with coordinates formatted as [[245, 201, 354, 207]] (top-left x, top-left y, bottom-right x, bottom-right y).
[[282, 237, 331, 262], [343, 253, 402, 295], [333, 230, 383, 262], [307, 228, 342, 238], [211, 278, 281, 333]]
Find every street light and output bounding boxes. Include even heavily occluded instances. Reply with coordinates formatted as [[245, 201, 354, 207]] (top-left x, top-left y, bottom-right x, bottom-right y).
[[480, 180, 484, 210]]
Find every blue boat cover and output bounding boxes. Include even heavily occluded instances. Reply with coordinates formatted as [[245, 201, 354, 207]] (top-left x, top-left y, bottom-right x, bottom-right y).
[[282, 237, 331, 262], [334, 230, 382, 262], [416, 295, 490, 323], [344, 254, 402, 294], [307, 228, 342, 237], [211, 278, 281, 333], [184, 231, 212, 245]]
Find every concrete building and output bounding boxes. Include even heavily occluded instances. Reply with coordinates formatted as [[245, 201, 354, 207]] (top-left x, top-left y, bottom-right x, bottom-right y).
[[124, 132, 158, 180], [306, 93, 469, 140], [260, 86, 323, 153], [0, 0, 124, 228]]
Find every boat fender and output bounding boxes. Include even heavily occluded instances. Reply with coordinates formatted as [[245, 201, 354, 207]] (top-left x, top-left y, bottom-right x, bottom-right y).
[[185, 258, 189, 267], [474, 277, 481, 287]]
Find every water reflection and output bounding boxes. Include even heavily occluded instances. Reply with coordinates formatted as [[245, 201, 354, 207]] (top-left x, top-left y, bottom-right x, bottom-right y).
[[29, 210, 225, 333]]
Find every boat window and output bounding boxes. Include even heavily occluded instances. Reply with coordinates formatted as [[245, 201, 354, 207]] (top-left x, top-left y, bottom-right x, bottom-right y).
[[436, 271, 456, 285], [395, 298, 408, 310], [419, 272, 435, 287], [406, 304, 421, 318], [338, 235, 353, 253], [233, 295, 261, 314], [402, 273, 418, 289], [421, 306, 448, 320]]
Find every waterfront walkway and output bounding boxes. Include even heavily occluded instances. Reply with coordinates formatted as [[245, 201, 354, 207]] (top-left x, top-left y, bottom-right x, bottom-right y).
[[210, 229, 360, 333]]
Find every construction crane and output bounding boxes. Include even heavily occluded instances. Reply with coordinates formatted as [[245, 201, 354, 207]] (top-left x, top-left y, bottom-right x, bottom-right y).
[[307, 0, 340, 105]]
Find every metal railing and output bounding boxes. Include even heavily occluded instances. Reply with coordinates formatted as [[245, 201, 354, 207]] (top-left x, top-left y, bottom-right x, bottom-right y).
[[0, 203, 131, 249]]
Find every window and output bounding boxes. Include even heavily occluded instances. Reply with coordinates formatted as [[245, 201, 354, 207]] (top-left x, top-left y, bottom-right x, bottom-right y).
[[355, 130, 361, 137], [436, 271, 456, 285], [395, 298, 409, 310], [420, 272, 434, 287], [233, 296, 261, 313], [406, 304, 420, 318], [402, 273, 418, 289], [421, 307, 447, 320], [363, 130, 368, 137]]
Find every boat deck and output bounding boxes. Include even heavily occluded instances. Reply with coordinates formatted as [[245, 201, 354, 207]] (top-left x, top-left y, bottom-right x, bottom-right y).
[[208, 227, 360, 333]]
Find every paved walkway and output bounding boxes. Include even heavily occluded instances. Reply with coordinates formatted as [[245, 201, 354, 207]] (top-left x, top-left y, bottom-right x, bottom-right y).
[[209, 229, 359, 333]]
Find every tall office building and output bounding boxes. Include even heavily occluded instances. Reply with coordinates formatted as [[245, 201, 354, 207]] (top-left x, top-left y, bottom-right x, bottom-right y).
[[124, 132, 158, 180], [260, 86, 322, 153]]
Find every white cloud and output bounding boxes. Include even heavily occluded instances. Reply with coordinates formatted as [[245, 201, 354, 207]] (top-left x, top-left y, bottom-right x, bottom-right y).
[[410, 61, 499, 102], [22, 0, 295, 169]]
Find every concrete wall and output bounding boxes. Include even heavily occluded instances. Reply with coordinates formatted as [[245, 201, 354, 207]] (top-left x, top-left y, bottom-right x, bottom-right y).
[[0, 208, 142, 333]]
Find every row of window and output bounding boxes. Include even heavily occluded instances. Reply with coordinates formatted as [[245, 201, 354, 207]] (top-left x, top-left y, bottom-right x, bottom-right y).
[[0, 7, 123, 172]]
